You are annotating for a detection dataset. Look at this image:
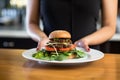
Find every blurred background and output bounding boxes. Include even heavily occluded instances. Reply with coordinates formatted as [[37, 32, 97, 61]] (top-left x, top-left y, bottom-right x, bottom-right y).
[[0, 0, 120, 53], [0, 0, 37, 49], [0, 0, 26, 30]]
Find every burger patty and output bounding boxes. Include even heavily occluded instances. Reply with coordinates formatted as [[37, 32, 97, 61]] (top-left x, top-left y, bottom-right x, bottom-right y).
[[49, 38, 72, 43], [47, 38, 72, 48], [47, 43, 72, 48]]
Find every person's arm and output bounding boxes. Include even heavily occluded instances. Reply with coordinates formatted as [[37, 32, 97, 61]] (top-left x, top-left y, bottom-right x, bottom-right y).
[[75, 0, 117, 51], [26, 0, 49, 50], [26, 0, 48, 42]]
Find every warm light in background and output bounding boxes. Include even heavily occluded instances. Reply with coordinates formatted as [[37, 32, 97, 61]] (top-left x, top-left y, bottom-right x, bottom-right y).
[[10, 0, 27, 8]]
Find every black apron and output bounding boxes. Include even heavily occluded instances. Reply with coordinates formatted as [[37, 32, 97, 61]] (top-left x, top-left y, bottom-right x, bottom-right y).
[[40, 0, 101, 49]]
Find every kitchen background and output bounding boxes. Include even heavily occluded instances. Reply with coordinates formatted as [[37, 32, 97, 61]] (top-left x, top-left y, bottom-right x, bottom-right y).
[[0, 0, 120, 53]]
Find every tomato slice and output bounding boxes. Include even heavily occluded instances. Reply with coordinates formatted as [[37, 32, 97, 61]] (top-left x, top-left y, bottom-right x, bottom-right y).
[[45, 46, 55, 51], [70, 44, 76, 50], [59, 44, 75, 51], [45, 44, 76, 52], [59, 47, 70, 51]]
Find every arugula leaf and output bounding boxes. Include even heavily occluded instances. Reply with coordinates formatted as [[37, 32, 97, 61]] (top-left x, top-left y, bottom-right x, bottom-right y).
[[32, 51, 44, 59], [76, 50, 86, 58], [55, 54, 68, 61], [32, 49, 86, 61]]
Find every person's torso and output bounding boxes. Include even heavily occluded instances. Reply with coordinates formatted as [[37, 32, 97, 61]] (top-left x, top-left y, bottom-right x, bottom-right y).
[[41, 0, 101, 42]]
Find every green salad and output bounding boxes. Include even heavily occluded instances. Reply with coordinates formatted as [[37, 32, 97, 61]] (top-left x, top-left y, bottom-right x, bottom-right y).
[[32, 48, 86, 61]]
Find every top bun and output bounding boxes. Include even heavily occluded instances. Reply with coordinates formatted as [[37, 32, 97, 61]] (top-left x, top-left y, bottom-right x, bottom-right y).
[[49, 30, 71, 39]]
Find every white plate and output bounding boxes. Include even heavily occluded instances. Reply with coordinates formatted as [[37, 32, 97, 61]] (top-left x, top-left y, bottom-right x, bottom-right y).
[[22, 47, 104, 64]]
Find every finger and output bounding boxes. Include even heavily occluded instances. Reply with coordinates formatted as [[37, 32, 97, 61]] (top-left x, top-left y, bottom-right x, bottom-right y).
[[36, 42, 42, 51], [74, 41, 90, 52], [84, 45, 90, 52], [74, 41, 84, 47], [36, 47, 39, 51]]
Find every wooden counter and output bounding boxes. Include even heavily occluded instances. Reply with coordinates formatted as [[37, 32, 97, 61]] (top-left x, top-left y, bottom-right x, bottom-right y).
[[0, 49, 119, 80]]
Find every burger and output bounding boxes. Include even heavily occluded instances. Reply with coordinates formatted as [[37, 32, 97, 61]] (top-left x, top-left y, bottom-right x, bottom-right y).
[[32, 30, 86, 61], [46, 30, 75, 52]]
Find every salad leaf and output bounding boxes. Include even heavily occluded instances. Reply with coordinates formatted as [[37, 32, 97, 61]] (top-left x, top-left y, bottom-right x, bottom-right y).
[[32, 49, 86, 61]]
